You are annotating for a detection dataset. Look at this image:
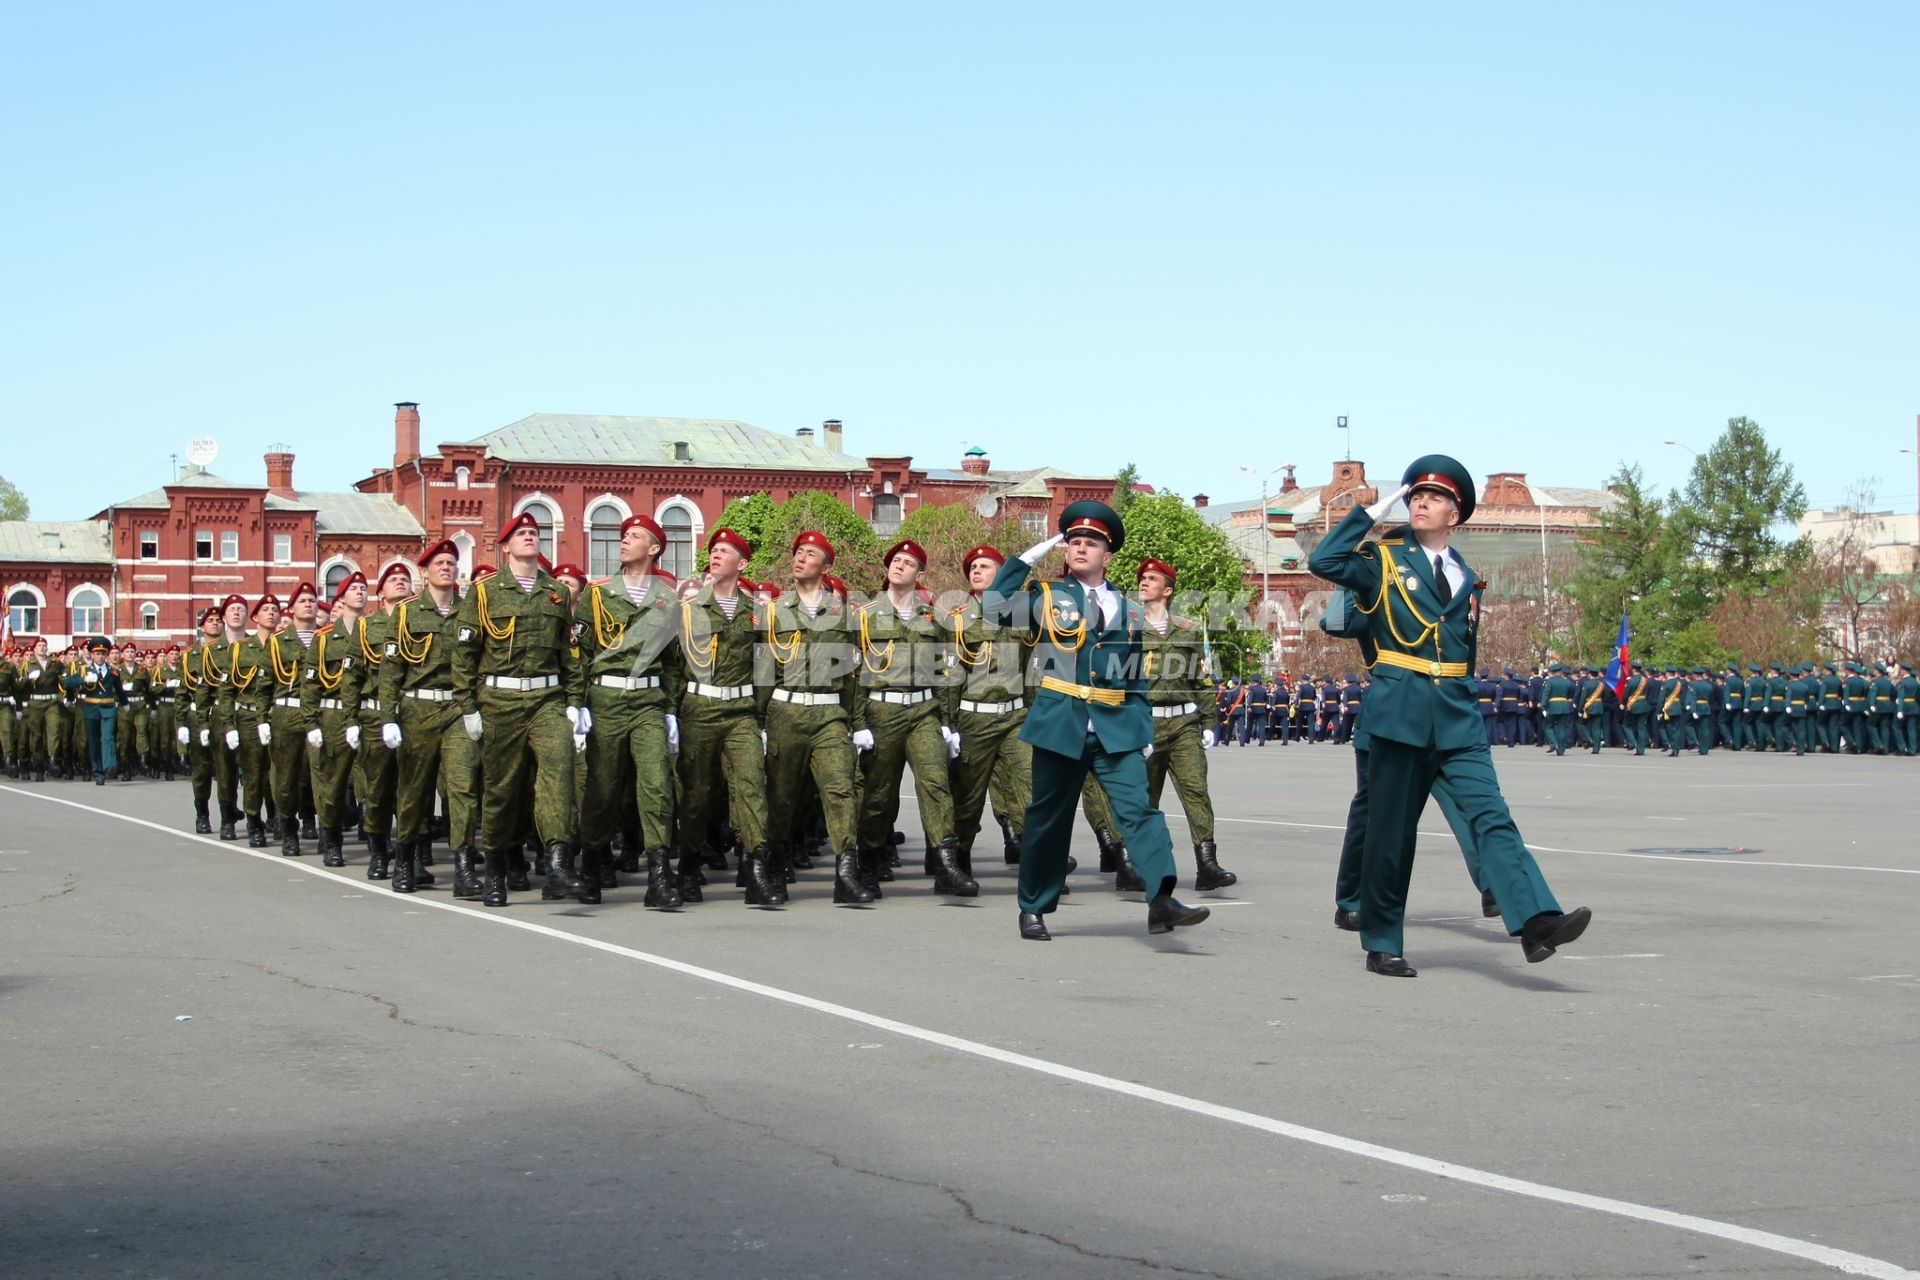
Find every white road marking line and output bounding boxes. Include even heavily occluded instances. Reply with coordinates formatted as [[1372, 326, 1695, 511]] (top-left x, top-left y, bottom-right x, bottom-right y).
[[6, 783, 1915, 1280], [1558, 953, 1663, 961], [1688, 783, 1870, 789]]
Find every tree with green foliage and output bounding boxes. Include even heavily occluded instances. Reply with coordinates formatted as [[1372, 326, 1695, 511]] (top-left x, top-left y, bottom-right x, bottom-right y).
[[1109, 462, 1143, 519], [1672, 415, 1810, 588], [895, 502, 1028, 598], [1107, 493, 1264, 678], [706, 490, 881, 584], [0, 474, 27, 521]]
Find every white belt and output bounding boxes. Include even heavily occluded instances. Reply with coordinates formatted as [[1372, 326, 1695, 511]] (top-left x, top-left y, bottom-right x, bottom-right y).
[[1152, 702, 1198, 718], [361, 698, 382, 712], [484, 674, 557, 691], [31, 693, 58, 701], [689, 681, 754, 702], [165, 680, 181, 689], [959, 698, 1022, 714], [317, 698, 345, 710], [771, 689, 839, 707], [405, 688, 454, 703], [869, 689, 932, 706], [273, 696, 302, 708], [595, 674, 660, 692]]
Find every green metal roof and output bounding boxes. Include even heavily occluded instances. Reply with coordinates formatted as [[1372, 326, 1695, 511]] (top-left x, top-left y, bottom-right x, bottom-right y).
[[471, 414, 857, 471]]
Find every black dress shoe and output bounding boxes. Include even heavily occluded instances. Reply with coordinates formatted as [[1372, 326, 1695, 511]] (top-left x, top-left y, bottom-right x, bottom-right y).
[[1480, 889, 1500, 918], [1333, 906, 1360, 931], [1146, 893, 1209, 934], [1017, 911, 1051, 941], [1520, 906, 1592, 963], [1365, 951, 1417, 977]]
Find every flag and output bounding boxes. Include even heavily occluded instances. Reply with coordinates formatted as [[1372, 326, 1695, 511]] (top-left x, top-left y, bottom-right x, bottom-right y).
[[1603, 612, 1630, 697], [0, 611, 11, 651]]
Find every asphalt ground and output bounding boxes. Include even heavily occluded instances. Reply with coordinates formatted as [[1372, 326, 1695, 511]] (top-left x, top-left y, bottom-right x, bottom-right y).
[[2, 741, 1915, 1280]]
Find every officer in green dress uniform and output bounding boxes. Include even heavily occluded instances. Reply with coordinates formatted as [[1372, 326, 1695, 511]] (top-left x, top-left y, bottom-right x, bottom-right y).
[[1841, 662, 1870, 752], [676, 526, 779, 906], [1784, 663, 1812, 756], [63, 638, 126, 784], [176, 608, 224, 831], [985, 500, 1209, 940], [1815, 660, 1843, 752], [1540, 663, 1573, 755], [1894, 660, 1919, 756], [452, 515, 583, 907], [576, 515, 685, 908], [1866, 662, 1896, 755], [1621, 663, 1651, 754], [381, 543, 476, 895], [300, 571, 367, 868], [1689, 667, 1717, 754], [1661, 667, 1691, 756], [946, 544, 1036, 882], [1308, 456, 1589, 975], [758, 529, 870, 905], [1136, 556, 1236, 891]]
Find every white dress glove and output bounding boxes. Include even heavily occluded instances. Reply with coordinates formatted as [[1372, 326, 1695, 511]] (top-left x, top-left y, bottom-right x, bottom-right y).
[[1202, 728, 1216, 748], [306, 728, 324, 750], [462, 712, 483, 742], [941, 726, 961, 759], [665, 713, 679, 752], [1017, 532, 1065, 563], [1142, 742, 1154, 759], [224, 729, 240, 750], [1364, 482, 1413, 523], [565, 706, 591, 736], [381, 722, 403, 750], [344, 724, 361, 751], [257, 721, 272, 746], [176, 726, 191, 746], [852, 728, 875, 752], [199, 728, 211, 747], [760, 729, 769, 752], [83, 669, 98, 685]]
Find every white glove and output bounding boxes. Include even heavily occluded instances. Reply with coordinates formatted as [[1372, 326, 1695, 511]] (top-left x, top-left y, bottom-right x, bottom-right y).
[[565, 705, 591, 736], [1202, 728, 1216, 747], [381, 722, 402, 750], [200, 728, 211, 747], [665, 714, 679, 752], [176, 726, 191, 746], [224, 729, 239, 750], [463, 712, 483, 741], [941, 725, 961, 759], [760, 729, 769, 751], [1016, 532, 1065, 563], [83, 669, 98, 685], [573, 729, 588, 754], [1142, 743, 1154, 759], [306, 728, 324, 750], [1365, 482, 1412, 523], [257, 722, 272, 746], [852, 728, 875, 752], [344, 724, 361, 751]]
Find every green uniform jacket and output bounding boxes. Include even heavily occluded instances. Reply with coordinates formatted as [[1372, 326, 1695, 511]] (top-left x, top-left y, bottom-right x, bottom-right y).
[[677, 583, 762, 706], [379, 592, 466, 705], [984, 555, 1151, 757], [1722, 675, 1746, 712], [1818, 673, 1843, 712], [946, 594, 1028, 714], [1541, 673, 1573, 714], [1843, 673, 1869, 712], [452, 572, 580, 713], [1690, 678, 1715, 715], [263, 631, 310, 727], [1141, 612, 1212, 708], [299, 620, 365, 719], [757, 584, 856, 720], [1622, 673, 1651, 713], [575, 575, 684, 707], [853, 593, 954, 706], [216, 636, 274, 723], [62, 663, 128, 705], [1305, 506, 1486, 751], [344, 610, 393, 717]]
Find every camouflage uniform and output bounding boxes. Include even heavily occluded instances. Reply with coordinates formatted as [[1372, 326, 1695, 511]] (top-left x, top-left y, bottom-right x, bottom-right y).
[[217, 633, 275, 844], [382, 591, 479, 894], [1142, 607, 1235, 890], [946, 591, 1032, 874], [300, 619, 363, 867], [349, 608, 400, 868], [675, 581, 774, 903], [263, 629, 312, 854], [853, 592, 962, 894]]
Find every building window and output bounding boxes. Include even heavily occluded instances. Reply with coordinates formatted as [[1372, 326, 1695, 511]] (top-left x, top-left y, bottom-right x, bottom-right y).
[[662, 506, 694, 581], [450, 534, 474, 580], [872, 494, 902, 535], [455, 466, 471, 491], [520, 500, 556, 562], [70, 586, 107, 636], [272, 534, 292, 564], [140, 532, 159, 560], [7, 588, 41, 635], [220, 531, 239, 562], [588, 502, 623, 579], [1020, 510, 1047, 538], [323, 562, 355, 601], [195, 530, 215, 560], [140, 603, 159, 631]]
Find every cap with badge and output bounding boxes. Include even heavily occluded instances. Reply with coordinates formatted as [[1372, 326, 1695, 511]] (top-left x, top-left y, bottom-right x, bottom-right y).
[[707, 527, 752, 560], [1401, 455, 1477, 524], [1059, 499, 1125, 551], [882, 538, 928, 569]]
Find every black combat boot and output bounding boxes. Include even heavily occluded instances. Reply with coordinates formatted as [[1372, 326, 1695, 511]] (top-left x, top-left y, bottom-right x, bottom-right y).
[[321, 827, 345, 868], [998, 815, 1021, 865], [833, 850, 874, 904], [507, 845, 533, 893], [193, 802, 212, 835], [1192, 840, 1237, 891], [789, 839, 814, 871], [366, 831, 391, 880], [391, 839, 417, 893], [644, 848, 682, 910], [1096, 827, 1121, 873], [416, 836, 434, 867], [218, 804, 237, 841], [482, 849, 508, 907], [675, 850, 704, 903], [766, 848, 789, 905], [858, 848, 885, 899], [300, 814, 319, 842], [741, 846, 782, 907], [530, 835, 548, 879], [593, 843, 616, 889], [574, 846, 603, 905], [615, 829, 641, 875], [924, 837, 939, 878], [1114, 846, 1147, 893], [452, 846, 482, 900], [247, 816, 268, 848], [410, 841, 435, 887], [542, 842, 584, 900], [933, 838, 979, 897], [280, 818, 301, 857]]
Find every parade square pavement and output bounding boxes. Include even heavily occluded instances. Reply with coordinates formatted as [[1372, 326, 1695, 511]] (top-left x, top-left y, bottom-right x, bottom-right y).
[[2, 743, 1914, 1279]]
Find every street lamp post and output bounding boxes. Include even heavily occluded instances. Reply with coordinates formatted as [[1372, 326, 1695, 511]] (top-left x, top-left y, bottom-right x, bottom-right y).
[[1239, 461, 1287, 672]]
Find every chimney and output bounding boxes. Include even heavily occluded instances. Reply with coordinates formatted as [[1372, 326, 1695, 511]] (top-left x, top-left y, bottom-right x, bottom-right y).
[[394, 402, 421, 468], [796, 426, 814, 443], [1279, 465, 1298, 495], [1193, 493, 1209, 510], [264, 445, 296, 498], [1267, 509, 1296, 536], [821, 419, 843, 452], [961, 446, 990, 476]]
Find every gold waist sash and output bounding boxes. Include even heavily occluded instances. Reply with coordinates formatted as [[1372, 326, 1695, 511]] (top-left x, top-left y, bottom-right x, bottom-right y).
[[1039, 675, 1127, 706], [1372, 651, 1470, 679]]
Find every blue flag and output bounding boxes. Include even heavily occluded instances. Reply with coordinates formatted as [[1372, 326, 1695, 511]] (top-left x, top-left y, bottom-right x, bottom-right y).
[[1603, 612, 1630, 697]]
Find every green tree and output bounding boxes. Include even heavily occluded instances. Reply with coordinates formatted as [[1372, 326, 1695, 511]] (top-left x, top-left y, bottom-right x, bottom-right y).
[[1109, 493, 1263, 677], [1566, 463, 1687, 657], [0, 473, 27, 521], [896, 502, 1029, 598], [1673, 415, 1810, 588], [705, 490, 881, 583], [1109, 462, 1143, 519]]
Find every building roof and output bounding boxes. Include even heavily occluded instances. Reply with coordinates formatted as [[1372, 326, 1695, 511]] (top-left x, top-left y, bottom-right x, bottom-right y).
[[0, 520, 113, 564], [469, 414, 858, 472], [112, 468, 268, 510], [302, 490, 423, 538]]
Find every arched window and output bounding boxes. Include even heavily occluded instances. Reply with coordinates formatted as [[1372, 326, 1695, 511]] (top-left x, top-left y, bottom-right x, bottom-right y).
[[519, 500, 556, 562], [69, 585, 107, 636], [661, 506, 694, 582], [140, 603, 160, 632], [8, 586, 44, 635], [322, 561, 356, 603], [451, 532, 475, 580], [588, 502, 625, 579]]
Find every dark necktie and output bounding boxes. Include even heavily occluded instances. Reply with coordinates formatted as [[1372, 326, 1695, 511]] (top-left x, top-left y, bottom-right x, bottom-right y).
[[1433, 554, 1452, 606], [1087, 589, 1102, 634]]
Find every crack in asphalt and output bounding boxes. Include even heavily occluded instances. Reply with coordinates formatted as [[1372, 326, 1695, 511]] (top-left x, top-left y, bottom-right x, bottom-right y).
[[0, 873, 77, 909]]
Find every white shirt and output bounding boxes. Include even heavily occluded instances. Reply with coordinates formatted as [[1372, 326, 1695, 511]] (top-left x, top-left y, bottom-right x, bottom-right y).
[[1427, 545, 1466, 599]]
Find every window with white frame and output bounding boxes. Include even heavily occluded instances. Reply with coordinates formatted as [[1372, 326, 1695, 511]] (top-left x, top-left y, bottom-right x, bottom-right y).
[[220, 531, 239, 562], [140, 603, 159, 631], [273, 534, 292, 564], [7, 587, 41, 635], [587, 502, 623, 579], [872, 494, 902, 535], [195, 530, 214, 560], [140, 531, 158, 559], [323, 562, 355, 601], [661, 506, 694, 582], [520, 500, 556, 562], [70, 586, 107, 636]]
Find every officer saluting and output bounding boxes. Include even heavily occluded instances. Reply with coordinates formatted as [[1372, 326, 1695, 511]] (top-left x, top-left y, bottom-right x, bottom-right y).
[[985, 500, 1209, 940], [64, 638, 127, 784]]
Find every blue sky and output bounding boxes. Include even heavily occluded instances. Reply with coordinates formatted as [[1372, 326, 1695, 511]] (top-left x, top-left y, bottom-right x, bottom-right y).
[[5, 3, 1915, 522]]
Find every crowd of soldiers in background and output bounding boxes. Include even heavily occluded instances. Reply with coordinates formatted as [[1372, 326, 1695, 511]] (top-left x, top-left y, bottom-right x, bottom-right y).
[[1205, 659, 1920, 757]]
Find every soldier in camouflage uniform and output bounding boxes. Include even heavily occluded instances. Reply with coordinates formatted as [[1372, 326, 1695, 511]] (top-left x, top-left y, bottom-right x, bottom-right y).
[[301, 572, 368, 869], [381, 542, 475, 895], [0, 651, 15, 777], [946, 544, 1033, 883], [759, 530, 869, 905], [575, 518, 684, 909], [174, 609, 224, 830], [352, 562, 412, 877], [150, 647, 180, 779], [1136, 557, 1236, 892], [216, 595, 280, 846], [115, 648, 146, 778], [550, 562, 595, 889], [452, 514, 584, 908], [854, 538, 969, 897], [263, 583, 316, 855]]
